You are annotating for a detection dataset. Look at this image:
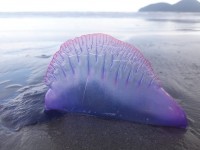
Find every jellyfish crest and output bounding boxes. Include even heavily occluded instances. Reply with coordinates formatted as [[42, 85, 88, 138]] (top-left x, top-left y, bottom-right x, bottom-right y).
[[44, 33, 187, 128]]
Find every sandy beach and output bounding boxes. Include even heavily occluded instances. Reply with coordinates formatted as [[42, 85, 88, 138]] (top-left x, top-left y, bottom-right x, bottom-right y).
[[0, 12, 200, 150]]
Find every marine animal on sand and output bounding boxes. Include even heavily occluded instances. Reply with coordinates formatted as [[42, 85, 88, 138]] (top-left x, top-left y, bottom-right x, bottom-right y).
[[44, 33, 187, 128]]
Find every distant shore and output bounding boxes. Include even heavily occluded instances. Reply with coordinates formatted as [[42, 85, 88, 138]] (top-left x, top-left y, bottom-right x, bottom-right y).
[[139, 0, 200, 12]]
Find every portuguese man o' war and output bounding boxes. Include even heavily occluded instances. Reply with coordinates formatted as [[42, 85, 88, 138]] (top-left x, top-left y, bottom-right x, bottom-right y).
[[44, 33, 187, 128]]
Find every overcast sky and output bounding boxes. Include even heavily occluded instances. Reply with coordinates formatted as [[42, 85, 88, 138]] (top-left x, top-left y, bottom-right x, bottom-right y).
[[0, 0, 192, 12]]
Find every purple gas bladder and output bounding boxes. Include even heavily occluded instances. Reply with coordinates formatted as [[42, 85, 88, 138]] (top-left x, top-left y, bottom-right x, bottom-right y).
[[44, 33, 187, 128]]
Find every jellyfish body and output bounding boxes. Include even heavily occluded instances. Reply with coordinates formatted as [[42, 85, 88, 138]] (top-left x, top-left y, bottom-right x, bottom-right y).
[[44, 33, 187, 128]]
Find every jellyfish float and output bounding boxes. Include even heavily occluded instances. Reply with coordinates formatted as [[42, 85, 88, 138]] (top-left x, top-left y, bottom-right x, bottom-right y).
[[44, 33, 187, 128]]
